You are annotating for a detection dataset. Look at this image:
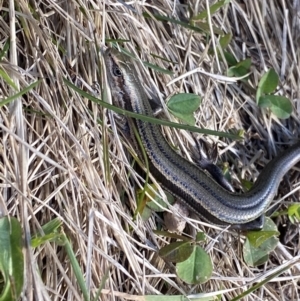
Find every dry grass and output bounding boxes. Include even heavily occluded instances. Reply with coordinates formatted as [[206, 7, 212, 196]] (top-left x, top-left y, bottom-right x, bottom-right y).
[[1, 0, 300, 300]]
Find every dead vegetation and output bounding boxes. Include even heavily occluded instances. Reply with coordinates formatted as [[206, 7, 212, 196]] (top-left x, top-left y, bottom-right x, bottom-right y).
[[1, 0, 300, 300]]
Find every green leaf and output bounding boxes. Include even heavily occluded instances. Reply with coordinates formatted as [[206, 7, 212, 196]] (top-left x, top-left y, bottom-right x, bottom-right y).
[[257, 96, 272, 108], [143, 61, 173, 75], [287, 203, 300, 224], [92, 269, 110, 301], [269, 96, 292, 119], [33, 225, 91, 301], [221, 162, 232, 184], [227, 58, 251, 78], [258, 95, 292, 119], [176, 246, 213, 284], [0, 80, 41, 107], [159, 241, 194, 263], [31, 218, 64, 247], [243, 218, 279, 266], [196, 22, 223, 35], [0, 68, 19, 91], [139, 184, 174, 212], [149, 52, 177, 64], [230, 262, 298, 301], [256, 69, 279, 101], [219, 33, 232, 49], [167, 93, 201, 125], [136, 185, 151, 217], [246, 230, 279, 248], [192, 0, 230, 21], [38, 218, 62, 235], [240, 179, 253, 191], [168, 93, 201, 114], [31, 233, 66, 248], [208, 34, 232, 56], [195, 232, 206, 242], [140, 205, 153, 221], [0, 39, 10, 61], [224, 51, 237, 66], [0, 216, 24, 301], [170, 112, 195, 125], [63, 235, 90, 301], [243, 245, 269, 267]]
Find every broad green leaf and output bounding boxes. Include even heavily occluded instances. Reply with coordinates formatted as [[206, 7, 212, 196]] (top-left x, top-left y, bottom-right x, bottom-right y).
[[219, 33, 232, 49], [0, 216, 24, 301], [159, 241, 194, 263], [169, 112, 195, 125], [243, 218, 279, 266], [243, 240, 270, 267], [235, 58, 251, 70], [140, 205, 153, 221], [192, 0, 230, 21], [246, 229, 279, 248], [176, 246, 213, 284], [259, 95, 292, 119], [167, 93, 201, 114], [195, 232, 206, 242], [269, 96, 292, 119], [256, 69, 278, 102], [257, 96, 272, 108], [209, 34, 232, 57], [227, 58, 251, 78], [224, 52, 237, 66], [167, 93, 201, 125]]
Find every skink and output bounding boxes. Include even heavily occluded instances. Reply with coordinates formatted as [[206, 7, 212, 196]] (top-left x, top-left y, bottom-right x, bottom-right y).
[[104, 47, 300, 230]]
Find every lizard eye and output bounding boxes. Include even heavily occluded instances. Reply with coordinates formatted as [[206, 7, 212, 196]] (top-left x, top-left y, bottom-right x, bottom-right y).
[[112, 65, 122, 77]]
